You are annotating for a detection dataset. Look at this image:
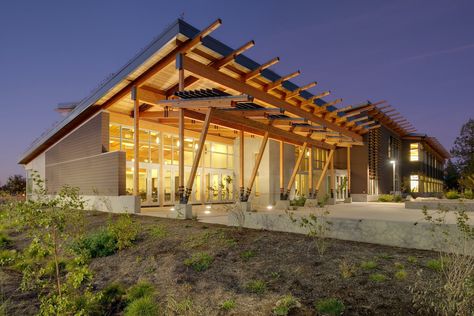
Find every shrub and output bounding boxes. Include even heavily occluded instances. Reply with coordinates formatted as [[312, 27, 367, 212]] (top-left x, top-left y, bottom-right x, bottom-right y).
[[127, 282, 155, 302], [245, 279, 266, 295], [240, 250, 256, 261], [426, 258, 444, 272], [73, 229, 117, 258], [149, 225, 167, 239], [273, 295, 301, 315], [378, 194, 394, 202], [394, 270, 407, 280], [394, 195, 403, 202], [446, 190, 460, 199], [124, 296, 160, 316], [394, 262, 405, 270], [369, 273, 388, 282], [314, 298, 345, 315], [360, 260, 378, 270], [462, 189, 474, 199], [97, 283, 126, 315], [0, 249, 16, 266], [290, 196, 306, 207], [407, 256, 418, 264], [339, 259, 356, 279], [108, 214, 139, 250], [219, 299, 236, 311], [0, 232, 10, 249], [184, 252, 213, 272]]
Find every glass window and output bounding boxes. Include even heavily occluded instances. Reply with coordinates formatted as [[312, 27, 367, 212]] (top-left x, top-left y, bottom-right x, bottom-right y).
[[410, 143, 419, 161], [410, 175, 419, 193], [109, 124, 121, 138], [212, 152, 228, 169], [212, 143, 228, 153]]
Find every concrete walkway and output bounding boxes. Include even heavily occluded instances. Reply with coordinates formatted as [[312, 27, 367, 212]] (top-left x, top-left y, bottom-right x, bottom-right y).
[[140, 202, 466, 225]]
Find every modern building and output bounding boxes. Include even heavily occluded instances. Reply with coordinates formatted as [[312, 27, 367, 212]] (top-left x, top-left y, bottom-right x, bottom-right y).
[[19, 19, 449, 214]]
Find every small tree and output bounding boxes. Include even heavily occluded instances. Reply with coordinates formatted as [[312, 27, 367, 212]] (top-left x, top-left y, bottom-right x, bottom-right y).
[[444, 159, 461, 191], [1, 174, 26, 195], [450, 118, 474, 191]]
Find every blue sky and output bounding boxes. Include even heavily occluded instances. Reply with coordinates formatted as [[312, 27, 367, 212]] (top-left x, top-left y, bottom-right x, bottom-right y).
[[0, 0, 473, 183]]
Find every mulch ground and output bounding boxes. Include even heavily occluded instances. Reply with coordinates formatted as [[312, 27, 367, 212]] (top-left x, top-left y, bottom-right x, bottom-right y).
[[1, 211, 440, 315]]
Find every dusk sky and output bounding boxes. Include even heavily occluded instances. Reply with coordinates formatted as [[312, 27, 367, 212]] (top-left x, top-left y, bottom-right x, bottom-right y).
[[1, 0, 473, 183]]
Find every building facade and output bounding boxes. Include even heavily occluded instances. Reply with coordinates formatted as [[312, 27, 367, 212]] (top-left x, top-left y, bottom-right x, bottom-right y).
[[20, 19, 449, 213]]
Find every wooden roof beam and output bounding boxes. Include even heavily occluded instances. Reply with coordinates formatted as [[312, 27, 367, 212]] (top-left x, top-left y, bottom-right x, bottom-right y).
[[180, 55, 362, 141], [243, 57, 280, 81], [284, 81, 317, 100], [300, 91, 331, 109], [314, 98, 343, 114], [264, 70, 301, 92], [210, 40, 255, 69], [334, 105, 353, 113]]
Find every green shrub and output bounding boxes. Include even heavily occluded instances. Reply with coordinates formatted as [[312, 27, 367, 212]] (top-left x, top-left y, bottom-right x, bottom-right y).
[[378, 253, 394, 260], [73, 229, 117, 258], [407, 256, 418, 264], [394, 262, 405, 270], [0, 249, 16, 266], [149, 225, 167, 239], [378, 194, 394, 202], [462, 189, 474, 199], [245, 279, 266, 295], [394, 195, 403, 202], [127, 282, 155, 302], [290, 196, 306, 207], [369, 273, 388, 282], [184, 252, 213, 272], [0, 232, 10, 249], [240, 250, 256, 261], [97, 283, 126, 315], [394, 270, 407, 280], [426, 258, 444, 272], [219, 299, 236, 311], [446, 190, 460, 199], [273, 295, 301, 315], [360, 260, 378, 270], [109, 214, 139, 250], [314, 298, 345, 315], [124, 296, 160, 316]]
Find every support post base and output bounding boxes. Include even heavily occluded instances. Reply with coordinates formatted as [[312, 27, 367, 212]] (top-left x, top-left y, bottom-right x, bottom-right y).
[[326, 198, 336, 205], [174, 204, 193, 219], [344, 197, 352, 203], [237, 201, 251, 213]]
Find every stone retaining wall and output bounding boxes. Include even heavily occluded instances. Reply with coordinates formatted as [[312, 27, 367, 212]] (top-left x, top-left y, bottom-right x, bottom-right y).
[[405, 200, 474, 211]]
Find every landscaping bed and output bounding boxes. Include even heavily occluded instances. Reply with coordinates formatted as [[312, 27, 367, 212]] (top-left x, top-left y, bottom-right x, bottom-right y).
[[0, 210, 447, 315]]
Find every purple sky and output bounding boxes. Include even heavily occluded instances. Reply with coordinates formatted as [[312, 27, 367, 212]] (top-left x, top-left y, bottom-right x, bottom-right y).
[[1, 0, 473, 184]]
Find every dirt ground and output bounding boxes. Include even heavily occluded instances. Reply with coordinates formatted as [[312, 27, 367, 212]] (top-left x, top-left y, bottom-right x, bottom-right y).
[[1, 211, 441, 315]]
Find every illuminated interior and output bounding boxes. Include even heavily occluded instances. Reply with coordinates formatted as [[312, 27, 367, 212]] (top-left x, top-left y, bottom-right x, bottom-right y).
[[409, 143, 420, 161]]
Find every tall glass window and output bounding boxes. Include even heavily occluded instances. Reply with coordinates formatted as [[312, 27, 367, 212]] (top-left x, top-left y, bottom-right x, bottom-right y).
[[410, 175, 419, 192], [410, 143, 420, 161]]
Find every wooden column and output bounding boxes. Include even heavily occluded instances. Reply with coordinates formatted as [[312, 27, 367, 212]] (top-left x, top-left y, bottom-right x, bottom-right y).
[[330, 149, 335, 199], [239, 130, 245, 201], [183, 108, 213, 203], [177, 54, 185, 203], [279, 141, 284, 200], [132, 86, 140, 196], [283, 142, 308, 200], [314, 149, 335, 196], [243, 132, 269, 201], [347, 147, 351, 198], [308, 147, 313, 198]]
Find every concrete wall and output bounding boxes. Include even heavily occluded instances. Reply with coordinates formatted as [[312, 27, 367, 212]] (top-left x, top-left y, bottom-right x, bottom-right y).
[[81, 195, 140, 213], [228, 210, 471, 254], [405, 200, 474, 212]]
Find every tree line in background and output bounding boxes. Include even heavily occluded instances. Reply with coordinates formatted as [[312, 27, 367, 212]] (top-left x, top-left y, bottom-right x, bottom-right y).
[[0, 174, 26, 196], [445, 118, 474, 192]]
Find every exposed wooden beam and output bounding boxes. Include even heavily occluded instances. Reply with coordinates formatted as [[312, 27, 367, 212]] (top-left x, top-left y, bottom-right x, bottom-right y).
[[301, 91, 331, 108], [102, 19, 222, 110], [132, 86, 140, 196], [315, 149, 334, 193], [243, 131, 269, 201], [181, 55, 362, 141], [334, 105, 353, 113], [283, 140, 309, 199], [243, 57, 280, 81], [314, 98, 343, 114], [264, 70, 301, 92], [285, 82, 317, 100], [211, 40, 255, 69]]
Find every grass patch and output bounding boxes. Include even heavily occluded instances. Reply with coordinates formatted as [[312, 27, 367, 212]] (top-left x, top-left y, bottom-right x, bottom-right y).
[[240, 250, 256, 261], [273, 295, 301, 315], [360, 260, 378, 270], [245, 279, 266, 295], [184, 252, 213, 272], [407, 256, 418, 264], [377, 253, 394, 260], [445, 190, 460, 199], [149, 225, 167, 239], [369, 273, 388, 282], [0, 232, 10, 249], [394, 262, 405, 270], [124, 296, 160, 316], [219, 299, 236, 311], [394, 270, 407, 280], [314, 298, 345, 315], [73, 229, 118, 258], [127, 281, 155, 302], [339, 260, 357, 279], [426, 258, 444, 272], [0, 249, 16, 266]]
